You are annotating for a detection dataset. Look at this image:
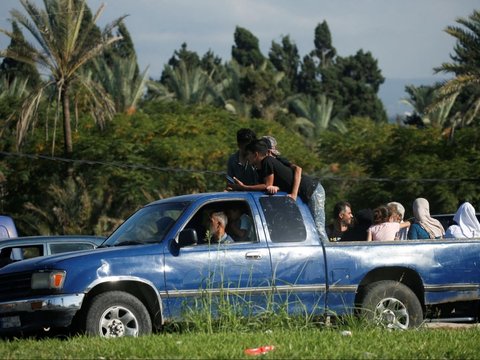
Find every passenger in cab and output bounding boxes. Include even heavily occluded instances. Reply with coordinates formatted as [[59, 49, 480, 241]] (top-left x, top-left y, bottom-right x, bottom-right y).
[[226, 205, 254, 242], [408, 198, 445, 240], [208, 212, 234, 244], [445, 202, 480, 239]]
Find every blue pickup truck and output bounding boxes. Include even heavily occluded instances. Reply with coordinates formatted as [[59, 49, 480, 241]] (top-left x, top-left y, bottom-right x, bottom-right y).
[[0, 191, 479, 337]]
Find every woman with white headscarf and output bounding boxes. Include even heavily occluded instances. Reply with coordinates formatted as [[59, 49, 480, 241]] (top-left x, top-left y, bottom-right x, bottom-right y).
[[408, 198, 445, 239], [445, 202, 480, 239]]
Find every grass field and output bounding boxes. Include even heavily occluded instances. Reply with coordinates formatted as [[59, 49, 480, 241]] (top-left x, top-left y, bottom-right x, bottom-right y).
[[1, 324, 480, 359]]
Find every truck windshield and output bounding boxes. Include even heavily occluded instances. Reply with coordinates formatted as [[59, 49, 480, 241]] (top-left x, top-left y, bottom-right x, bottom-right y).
[[103, 202, 188, 247]]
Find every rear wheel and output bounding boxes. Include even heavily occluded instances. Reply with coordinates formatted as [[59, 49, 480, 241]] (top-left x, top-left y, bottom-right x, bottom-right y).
[[85, 291, 152, 337], [361, 280, 423, 329]]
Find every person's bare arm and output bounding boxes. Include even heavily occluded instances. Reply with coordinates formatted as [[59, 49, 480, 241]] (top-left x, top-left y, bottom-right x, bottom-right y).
[[231, 176, 269, 191], [288, 163, 302, 200], [367, 230, 373, 241]]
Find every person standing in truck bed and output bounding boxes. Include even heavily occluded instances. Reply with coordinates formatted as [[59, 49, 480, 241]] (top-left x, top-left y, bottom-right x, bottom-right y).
[[226, 128, 258, 188]]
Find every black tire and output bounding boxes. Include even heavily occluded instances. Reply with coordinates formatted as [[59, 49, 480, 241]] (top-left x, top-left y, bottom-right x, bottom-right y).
[[360, 280, 423, 329], [85, 291, 152, 337]]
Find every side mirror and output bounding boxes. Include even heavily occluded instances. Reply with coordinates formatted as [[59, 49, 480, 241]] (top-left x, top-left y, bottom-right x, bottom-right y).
[[177, 229, 198, 248]]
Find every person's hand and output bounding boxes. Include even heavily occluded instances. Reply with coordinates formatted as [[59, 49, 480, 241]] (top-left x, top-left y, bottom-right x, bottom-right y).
[[229, 177, 245, 191], [266, 185, 279, 194], [287, 193, 297, 201]]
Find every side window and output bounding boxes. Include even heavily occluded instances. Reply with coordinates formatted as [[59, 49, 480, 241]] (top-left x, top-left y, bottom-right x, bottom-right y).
[[0, 245, 43, 263], [50, 243, 95, 254], [184, 200, 257, 246], [22, 245, 43, 259], [260, 196, 307, 243]]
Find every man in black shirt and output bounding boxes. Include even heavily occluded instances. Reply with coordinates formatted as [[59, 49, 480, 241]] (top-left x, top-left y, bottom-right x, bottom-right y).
[[231, 140, 327, 240], [226, 128, 258, 188]]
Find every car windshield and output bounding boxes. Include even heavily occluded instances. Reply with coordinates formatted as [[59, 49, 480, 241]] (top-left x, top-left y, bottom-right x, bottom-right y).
[[104, 202, 188, 247]]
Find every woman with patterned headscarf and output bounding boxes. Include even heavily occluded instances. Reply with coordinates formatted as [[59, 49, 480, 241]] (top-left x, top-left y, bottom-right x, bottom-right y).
[[445, 202, 480, 239], [408, 198, 445, 239]]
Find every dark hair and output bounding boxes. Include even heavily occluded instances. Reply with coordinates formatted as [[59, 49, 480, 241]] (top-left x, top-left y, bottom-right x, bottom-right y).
[[237, 128, 257, 145], [245, 139, 269, 155], [373, 205, 391, 225], [333, 201, 351, 219]]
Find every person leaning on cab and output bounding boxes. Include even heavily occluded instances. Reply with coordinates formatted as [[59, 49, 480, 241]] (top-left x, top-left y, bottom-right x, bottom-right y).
[[445, 202, 480, 239], [408, 198, 445, 240]]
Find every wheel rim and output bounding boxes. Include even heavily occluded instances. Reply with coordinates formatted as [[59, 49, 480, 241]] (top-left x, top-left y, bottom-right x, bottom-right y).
[[99, 305, 139, 338], [374, 297, 409, 330]]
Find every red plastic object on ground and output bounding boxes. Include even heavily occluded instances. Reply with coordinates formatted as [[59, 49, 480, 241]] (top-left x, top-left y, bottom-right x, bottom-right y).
[[244, 345, 275, 356]]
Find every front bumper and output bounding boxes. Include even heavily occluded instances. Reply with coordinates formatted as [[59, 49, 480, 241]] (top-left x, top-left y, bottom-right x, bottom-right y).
[[0, 293, 85, 335]]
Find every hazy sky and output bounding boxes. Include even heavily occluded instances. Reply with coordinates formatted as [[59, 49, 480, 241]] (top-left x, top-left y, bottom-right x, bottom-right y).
[[0, 0, 477, 80]]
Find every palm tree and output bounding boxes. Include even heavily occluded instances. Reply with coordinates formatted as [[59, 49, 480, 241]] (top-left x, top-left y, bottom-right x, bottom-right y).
[[402, 84, 457, 128], [93, 55, 149, 115], [433, 9, 480, 125], [156, 61, 215, 105], [0, 0, 124, 156], [289, 94, 344, 139], [23, 176, 122, 235]]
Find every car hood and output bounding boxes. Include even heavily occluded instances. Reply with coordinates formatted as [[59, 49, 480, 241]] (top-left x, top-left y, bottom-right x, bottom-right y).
[[0, 244, 161, 274]]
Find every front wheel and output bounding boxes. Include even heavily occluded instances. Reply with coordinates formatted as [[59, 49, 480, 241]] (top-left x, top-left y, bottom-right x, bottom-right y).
[[360, 280, 423, 329], [85, 291, 152, 337]]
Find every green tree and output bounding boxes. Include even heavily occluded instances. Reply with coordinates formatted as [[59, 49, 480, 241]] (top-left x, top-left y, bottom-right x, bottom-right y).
[[93, 55, 149, 114], [403, 84, 458, 128], [152, 61, 215, 105], [318, 118, 480, 216], [321, 50, 387, 122], [0, 0, 124, 156], [231, 27, 265, 68], [167, 42, 201, 70], [240, 65, 284, 119], [434, 9, 480, 127], [289, 94, 344, 141], [298, 54, 322, 97], [156, 44, 227, 101], [103, 21, 139, 79], [0, 20, 41, 89], [23, 175, 122, 235], [312, 20, 337, 69], [269, 35, 300, 95], [200, 50, 226, 83], [297, 21, 336, 97]]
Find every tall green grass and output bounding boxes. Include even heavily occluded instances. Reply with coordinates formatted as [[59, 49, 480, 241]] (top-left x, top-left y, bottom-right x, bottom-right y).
[[2, 327, 480, 359]]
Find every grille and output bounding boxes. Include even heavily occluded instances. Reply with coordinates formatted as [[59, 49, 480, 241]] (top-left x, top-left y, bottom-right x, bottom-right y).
[[0, 272, 32, 302]]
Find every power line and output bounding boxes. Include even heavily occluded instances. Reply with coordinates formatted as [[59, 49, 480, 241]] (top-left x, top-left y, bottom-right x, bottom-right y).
[[0, 150, 223, 176], [1, 151, 478, 184]]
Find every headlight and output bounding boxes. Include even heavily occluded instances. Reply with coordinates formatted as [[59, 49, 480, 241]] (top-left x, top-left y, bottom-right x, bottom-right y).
[[31, 271, 66, 290]]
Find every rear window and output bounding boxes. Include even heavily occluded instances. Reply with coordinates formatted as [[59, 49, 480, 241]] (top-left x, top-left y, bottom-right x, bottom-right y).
[[259, 196, 307, 243], [50, 242, 96, 254]]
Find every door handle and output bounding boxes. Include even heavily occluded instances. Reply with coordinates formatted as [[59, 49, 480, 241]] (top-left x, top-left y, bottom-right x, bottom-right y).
[[245, 252, 262, 260]]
